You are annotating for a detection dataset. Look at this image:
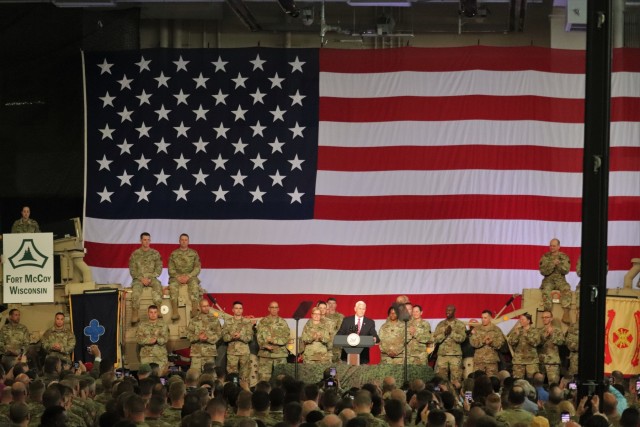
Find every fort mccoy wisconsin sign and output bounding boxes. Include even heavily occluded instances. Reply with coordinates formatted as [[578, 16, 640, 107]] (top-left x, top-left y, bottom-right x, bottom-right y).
[[3, 233, 54, 303]]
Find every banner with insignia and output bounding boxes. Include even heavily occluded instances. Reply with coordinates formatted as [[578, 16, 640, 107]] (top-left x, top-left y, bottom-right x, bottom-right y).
[[605, 297, 640, 376], [70, 291, 121, 366]]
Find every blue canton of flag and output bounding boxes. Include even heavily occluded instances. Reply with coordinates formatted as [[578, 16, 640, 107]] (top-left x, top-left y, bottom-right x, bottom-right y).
[[85, 48, 319, 220]]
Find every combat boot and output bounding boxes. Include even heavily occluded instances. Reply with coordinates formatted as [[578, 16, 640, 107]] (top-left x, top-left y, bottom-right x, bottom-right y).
[[131, 309, 139, 326], [171, 300, 180, 321]]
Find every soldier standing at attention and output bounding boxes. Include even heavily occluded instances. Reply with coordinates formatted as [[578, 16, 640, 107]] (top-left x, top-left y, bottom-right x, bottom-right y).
[[187, 299, 222, 373], [41, 312, 76, 360], [136, 305, 169, 372], [379, 306, 405, 364], [469, 310, 505, 376], [539, 238, 572, 323], [539, 311, 564, 384], [507, 313, 542, 380], [301, 307, 332, 364], [168, 233, 203, 320], [129, 232, 163, 326], [325, 298, 344, 363], [256, 301, 291, 381], [407, 304, 431, 365], [222, 301, 254, 380], [432, 305, 467, 382], [11, 206, 40, 233], [0, 309, 30, 369]]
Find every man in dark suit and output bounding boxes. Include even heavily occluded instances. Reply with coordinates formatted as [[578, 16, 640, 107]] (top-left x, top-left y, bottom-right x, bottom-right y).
[[337, 300, 379, 364]]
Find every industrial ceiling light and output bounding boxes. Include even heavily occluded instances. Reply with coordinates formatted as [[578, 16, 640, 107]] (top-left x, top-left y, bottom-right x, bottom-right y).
[[277, 0, 300, 17]]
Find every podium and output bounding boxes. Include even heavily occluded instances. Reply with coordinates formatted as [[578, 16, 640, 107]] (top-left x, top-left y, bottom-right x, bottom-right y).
[[334, 334, 375, 366]]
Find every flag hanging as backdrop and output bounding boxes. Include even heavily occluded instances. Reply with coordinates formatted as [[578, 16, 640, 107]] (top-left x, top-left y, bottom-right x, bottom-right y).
[[70, 291, 120, 365], [82, 47, 640, 320]]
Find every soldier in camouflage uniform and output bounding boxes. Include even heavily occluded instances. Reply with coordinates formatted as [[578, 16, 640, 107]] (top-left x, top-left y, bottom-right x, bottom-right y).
[[188, 299, 222, 373], [0, 309, 31, 369], [222, 301, 254, 380], [538, 311, 564, 384], [433, 305, 467, 382], [469, 310, 505, 376], [301, 308, 332, 364], [379, 306, 406, 364], [129, 232, 163, 325], [41, 312, 76, 360], [168, 233, 203, 320], [317, 301, 336, 356], [256, 301, 291, 381], [136, 305, 169, 372], [11, 206, 40, 233], [565, 310, 579, 376], [407, 305, 431, 365], [326, 298, 345, 363], [507, 313, 542, 380], [539, 238, 572, 322]]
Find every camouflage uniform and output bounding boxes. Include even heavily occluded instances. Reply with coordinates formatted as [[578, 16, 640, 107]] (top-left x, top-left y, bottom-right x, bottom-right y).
[[379, 319, 406, 365], [507, 326, 542, 379], [407, 318, 432, 365], [355, 412, 390, 427], [0, 322, 30, 367], [539, 251, 571, 311], [223, 317, 254, 380], [160, 407, 183, 426], [168, 247, 203, 307], [129, 247, 163, 310], [65, 408, 87, 427], [146, 418, 173, 427], [565, 322, 579, 376], [326, 312, 345, 363], [256, 316, 291, 381], [301, 320, 332, 364], [469, 323, 506, 376], [432, 318, 467, 382], [11, 218, 40, 233], [539, 324, 564, 384], [188, 312, 222, 372], [41, 325, 76, 359], [136, 320, 169, 370], [27, 401, 45, 427]]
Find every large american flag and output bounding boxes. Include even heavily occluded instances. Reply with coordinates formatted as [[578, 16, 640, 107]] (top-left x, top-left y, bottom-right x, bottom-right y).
[[83, 47, 640, 321]]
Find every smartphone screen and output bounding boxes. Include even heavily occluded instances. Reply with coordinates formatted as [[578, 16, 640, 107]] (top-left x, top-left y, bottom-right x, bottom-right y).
[[561, 412, 570, 423], [160, 378, 166, 385], [568, 382, 577, 390], [464, 391, 472, 402], [635, 380, 640, 392], [329, 367, 337, 377]]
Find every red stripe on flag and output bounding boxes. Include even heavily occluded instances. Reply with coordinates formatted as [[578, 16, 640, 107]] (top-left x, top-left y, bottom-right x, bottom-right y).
[[84, 242, 636, 271], [314, 195, 640, 221], [318, 146, 640, 172], [320, 46, 586, 73], [320, 96, 585, 123], [209, 292, 523, 320]]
